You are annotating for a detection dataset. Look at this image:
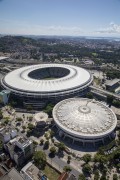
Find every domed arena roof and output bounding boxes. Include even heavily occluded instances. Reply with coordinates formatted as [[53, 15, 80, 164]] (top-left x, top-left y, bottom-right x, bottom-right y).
[[1, 64, 92, 96], [53, 98, 117, 139]]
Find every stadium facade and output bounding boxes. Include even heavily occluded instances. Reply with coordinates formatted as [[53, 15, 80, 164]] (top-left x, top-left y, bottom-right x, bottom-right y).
[[53, 98, 117, 146], [1, 64, 93, 108]]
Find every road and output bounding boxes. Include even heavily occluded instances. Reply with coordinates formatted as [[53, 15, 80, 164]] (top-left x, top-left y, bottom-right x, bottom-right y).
[[36, 145, 82, 179], [90, 85, 120, 101]]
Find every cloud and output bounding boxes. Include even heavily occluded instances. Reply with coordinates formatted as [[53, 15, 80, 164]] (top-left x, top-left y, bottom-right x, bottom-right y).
[[0, 19, 83, 36], [96, 22, 120, 34]]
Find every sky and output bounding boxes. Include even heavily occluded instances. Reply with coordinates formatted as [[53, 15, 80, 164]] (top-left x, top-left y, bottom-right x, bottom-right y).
[[0, 0, 120, 37]]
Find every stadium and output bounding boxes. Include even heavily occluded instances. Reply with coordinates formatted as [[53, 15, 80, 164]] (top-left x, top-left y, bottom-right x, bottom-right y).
[[1, 64, 93, 108], [53, 98, 117, 146]]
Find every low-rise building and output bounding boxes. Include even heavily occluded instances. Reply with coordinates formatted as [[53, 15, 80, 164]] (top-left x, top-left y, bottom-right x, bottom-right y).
[[105, 79, 120, 91], [1, 167, 24, 180], [34, 112, 49, 128], [20, 162, 47, 180], [0, 128, 17, 143]]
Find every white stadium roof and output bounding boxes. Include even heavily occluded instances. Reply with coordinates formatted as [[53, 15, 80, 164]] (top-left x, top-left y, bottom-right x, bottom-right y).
[[2, 64, 92, 94], [53, 98, 117, 139]]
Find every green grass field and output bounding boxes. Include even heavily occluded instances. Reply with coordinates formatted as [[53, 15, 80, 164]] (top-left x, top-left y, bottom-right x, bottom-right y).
[[43, 165, 60, 180]]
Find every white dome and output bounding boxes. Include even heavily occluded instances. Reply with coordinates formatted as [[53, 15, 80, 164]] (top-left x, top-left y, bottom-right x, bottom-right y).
[[53, 98, 117, 139]]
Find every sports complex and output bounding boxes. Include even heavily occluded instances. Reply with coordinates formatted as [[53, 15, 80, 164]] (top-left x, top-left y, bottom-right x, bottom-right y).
[[53, 98, 117, 146], [1, 64, 93, 108]]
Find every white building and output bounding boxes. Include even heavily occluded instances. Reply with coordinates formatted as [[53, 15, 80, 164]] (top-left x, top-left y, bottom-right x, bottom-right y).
[[20, 162, 41, 180], [34, 112, 48, 127], [1, 64, 93, 108], [0, 128, 17, 143], [53, 98, 117, 146]]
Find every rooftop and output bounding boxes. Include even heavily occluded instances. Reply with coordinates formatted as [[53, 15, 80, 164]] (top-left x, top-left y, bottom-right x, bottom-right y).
[[34, 112, 48, 123], [0, 56, 9, 61], [1, 168, 24, 180], [3, 64, 92, 93], [16, 136, 32, 146], [53, 98, 117, 139], [105, 79, 120, 86], [21, 162, 40, 180]]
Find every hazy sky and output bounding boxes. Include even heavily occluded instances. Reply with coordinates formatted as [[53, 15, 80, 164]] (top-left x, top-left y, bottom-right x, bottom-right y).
[[0, 0, 120, 37]]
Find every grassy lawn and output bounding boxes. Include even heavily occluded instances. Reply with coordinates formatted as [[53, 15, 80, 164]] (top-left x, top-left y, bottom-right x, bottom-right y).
[[43, 165, 60, 180]]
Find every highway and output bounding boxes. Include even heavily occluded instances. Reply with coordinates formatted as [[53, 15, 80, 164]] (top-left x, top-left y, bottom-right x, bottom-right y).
[[90, 85, 120, 101]]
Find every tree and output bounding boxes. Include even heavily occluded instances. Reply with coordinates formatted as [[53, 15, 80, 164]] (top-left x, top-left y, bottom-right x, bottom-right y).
[[49, 130, 54, 138], [63, 166, 71, 172], [16, 117, 23, 122], [107, 95, 113, 104], [113, 174, 118, 180], [44, 103, 54, 116], [40, 139, 44, 145], [82, 154, 91, 163], [22, 126, 26, 129], [93, 154, 107, 166], [94, 170, 100, 180], [67, 155, 71, 164], [78, 173, 86, 180], [82, 164, 91, 174], [100, 175, 107, 180], [58, 142, 65, 151], [0, 111, 3, 120], [28, 123, 34, 130], [4, 119, 9, 125], [28, 116, 33, 121], [49, 146, 56, 156], [33, 140, 38, 146], [33, 150, 46, 169], [112, 100, 120, 108], [86, 92, 93, 99], [44, 140, 49, 149]]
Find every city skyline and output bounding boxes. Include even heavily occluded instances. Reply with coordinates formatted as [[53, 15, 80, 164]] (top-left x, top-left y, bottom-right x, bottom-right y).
[[0, 0, 120, 37]]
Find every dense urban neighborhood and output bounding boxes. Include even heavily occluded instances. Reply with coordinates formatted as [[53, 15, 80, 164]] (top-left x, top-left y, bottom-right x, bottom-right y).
[[0, 35, 120, 180]]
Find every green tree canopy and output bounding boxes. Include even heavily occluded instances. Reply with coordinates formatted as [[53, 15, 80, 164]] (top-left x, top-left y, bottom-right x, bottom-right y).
[[82, 164, 91, 174], [78, 173, 86, 180], [82, 154, 92, 163], [58, 142, 65, 151], [63, 166, 71, 172], [49, 146, 56, 155], [33, 150, 46, 169]]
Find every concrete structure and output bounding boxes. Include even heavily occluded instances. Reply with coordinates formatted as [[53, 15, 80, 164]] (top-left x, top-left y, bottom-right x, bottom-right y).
[[111, 106, 120, 120], [4, 136, 33, 166], [16, 136, 33, 155], [0, 56, 9, 62], [1, 168, 24, 180], [34, 112, 49, 127], [20, 162, 47, 180], [1, 64, 93, 108], [0, 90, 10, 105], [0, 128, 17, 143], [53, 98, 117, 146], [105, 79, 120, 91]]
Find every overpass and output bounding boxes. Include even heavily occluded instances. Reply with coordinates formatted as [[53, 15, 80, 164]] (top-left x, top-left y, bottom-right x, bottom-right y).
[[90, 85, 120, 101]]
